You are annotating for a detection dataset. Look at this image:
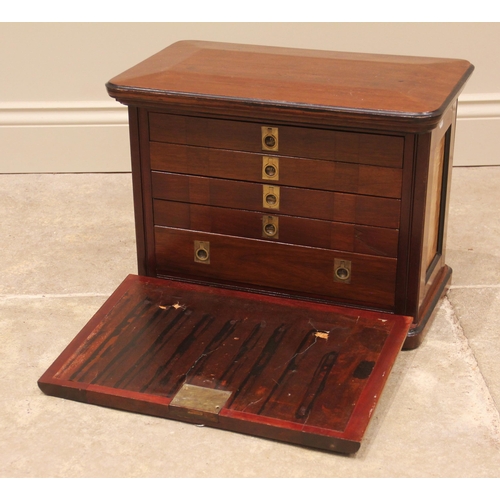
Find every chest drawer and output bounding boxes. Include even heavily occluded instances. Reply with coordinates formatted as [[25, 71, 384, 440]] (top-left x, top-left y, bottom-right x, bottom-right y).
[[151, 172, 401, 228], [154, 226, 397, 310], [153, 199, 399, 257], [149, 113, 405, 168], [149, 142, 403, 198]]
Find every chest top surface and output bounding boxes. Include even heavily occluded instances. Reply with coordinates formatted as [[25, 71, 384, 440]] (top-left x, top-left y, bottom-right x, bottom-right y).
[[107, 40, 473, 127]]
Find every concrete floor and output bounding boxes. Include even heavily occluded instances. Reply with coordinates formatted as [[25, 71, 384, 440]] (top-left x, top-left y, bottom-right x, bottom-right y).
[[1, 167, 500, 477]]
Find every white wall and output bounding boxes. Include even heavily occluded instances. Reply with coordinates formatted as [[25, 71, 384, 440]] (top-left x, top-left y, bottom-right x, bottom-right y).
[[1, 22, 499, 172]]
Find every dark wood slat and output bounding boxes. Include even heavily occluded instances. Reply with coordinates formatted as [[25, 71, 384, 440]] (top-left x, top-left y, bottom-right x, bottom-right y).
[[53, 287, 151, 383]]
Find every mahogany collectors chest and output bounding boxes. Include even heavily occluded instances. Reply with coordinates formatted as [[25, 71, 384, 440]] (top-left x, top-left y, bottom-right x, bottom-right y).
[[39, 41, 474, 453]]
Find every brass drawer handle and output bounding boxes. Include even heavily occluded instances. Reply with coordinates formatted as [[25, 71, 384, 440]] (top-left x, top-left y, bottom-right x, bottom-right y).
[[264, 135, 276, 148], [263, 185, 280, 210], [196, 248, 209, 261], [194, 241, 210, 264], [266, 194, 277, 206], [261, 126, 278, 151], [262, 156, 279, 180], [264, 223, 277, 235], [262, 216, 279, 239], [334, 259, 351, 283], [265, 165, 277, 176], [335, 267, 350, 280]]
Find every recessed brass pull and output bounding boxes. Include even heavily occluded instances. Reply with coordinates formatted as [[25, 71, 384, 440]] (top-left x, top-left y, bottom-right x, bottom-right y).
[[262, 126, 278, 151], [194, 240, 210, 264], [263, 185, 280, 210], [265, 165, 276, 176], [262, 156, 279, 180], [264, 223, 277, 235], [334, 259, 351, 284], [266, 194, 277, 205], [262, 215, 279, 239]]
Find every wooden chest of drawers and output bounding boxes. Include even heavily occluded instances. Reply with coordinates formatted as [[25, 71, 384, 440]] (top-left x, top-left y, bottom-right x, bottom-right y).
[[38, 41, 473, 453]]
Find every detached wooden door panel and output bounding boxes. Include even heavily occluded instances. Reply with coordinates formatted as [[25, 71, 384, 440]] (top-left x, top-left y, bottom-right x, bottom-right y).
[[38, 275, 411, 454]]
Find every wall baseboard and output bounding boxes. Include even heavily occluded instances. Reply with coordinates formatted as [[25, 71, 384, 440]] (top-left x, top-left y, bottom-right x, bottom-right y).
[[1, 95, 499, 173], [0, 101, 128, 127], [454, 93, 500, 167], [0, 101, 130, 173]]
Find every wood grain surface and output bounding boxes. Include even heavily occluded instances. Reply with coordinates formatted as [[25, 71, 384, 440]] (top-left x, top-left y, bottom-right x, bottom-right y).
[[149, 113, 405, 168], [149, 142, 403, 198], [107, 40, 473, 129], [151, 172, 401, 229], [154, 227, 397, 310], [153, 199, 399, 257]]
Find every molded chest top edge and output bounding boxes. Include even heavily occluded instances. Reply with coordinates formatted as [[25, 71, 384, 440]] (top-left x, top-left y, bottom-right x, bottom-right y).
[[106, 40, 474, 122]]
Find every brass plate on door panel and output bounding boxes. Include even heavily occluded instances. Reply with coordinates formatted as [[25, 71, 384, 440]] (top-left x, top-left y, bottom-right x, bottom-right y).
[[262, 215, 279, 239], [263, 185, 280, 210], [262, 156, 279, 180], [261, 126, 278, 151], [171, 384, 232, 414]]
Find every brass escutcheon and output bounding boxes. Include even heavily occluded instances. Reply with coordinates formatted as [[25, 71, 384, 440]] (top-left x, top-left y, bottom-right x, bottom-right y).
[[262, 156, 279, 180], [261, 126, 279, 151], [334, 259, 351, 283], [263, 185, 280, 210], [262, 215, 279, 239], [194, 240, 210, 264]]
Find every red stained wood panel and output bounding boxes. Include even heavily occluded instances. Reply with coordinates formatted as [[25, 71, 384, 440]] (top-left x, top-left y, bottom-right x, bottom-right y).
[[149, 113, 404, 168], [153, 199, 399, 258], [151, 172, 401, 229], [154, 227, 397, 310], [38, 275, 411, 454], [149, 142, 403, 198]]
